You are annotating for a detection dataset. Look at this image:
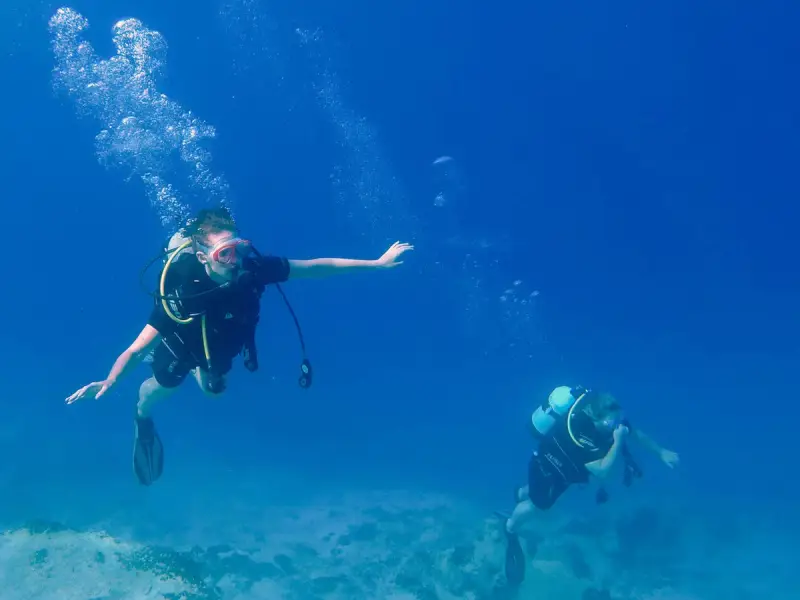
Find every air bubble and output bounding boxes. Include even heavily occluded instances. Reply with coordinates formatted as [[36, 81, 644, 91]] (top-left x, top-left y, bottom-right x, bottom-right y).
[[49, 7, 231, 230]]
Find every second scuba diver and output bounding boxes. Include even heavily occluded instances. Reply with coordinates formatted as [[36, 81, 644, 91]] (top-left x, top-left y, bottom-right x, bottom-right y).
[[64, 207, 414, 486], [502, 386, 679, 585]]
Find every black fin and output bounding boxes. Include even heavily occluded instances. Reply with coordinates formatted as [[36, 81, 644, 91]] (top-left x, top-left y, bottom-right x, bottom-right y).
[[133, 417, 164, 486], [504, 530, 526, 585]]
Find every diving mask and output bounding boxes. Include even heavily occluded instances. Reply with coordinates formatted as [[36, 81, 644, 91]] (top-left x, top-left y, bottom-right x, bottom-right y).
[[598, 413, 624, 432], [206, 237, 253, 265]]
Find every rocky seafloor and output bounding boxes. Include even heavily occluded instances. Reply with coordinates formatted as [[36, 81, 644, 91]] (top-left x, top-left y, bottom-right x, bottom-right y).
[[1, 490, 795, 600]]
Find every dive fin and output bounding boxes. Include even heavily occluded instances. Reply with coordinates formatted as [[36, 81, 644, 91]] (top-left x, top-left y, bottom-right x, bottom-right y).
[[133, 417, 164, 486], [621, 444, 643, 487], [623, 458, 643, 487], [504, 530, 526, 585]]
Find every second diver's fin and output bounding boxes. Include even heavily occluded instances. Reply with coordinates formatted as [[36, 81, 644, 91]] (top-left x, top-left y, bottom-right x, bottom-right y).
[[622, 457, 643, 487], [504, 530, 526, 585], [133, 417, 164, 486], [621, 444, 643, 487]]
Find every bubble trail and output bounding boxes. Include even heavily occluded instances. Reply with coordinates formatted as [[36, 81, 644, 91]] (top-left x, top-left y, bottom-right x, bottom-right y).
[[49, 7, 231, 229]]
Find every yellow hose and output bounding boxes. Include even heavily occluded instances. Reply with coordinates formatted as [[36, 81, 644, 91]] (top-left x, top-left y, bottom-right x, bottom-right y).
[[566, 390, 588, 447], [160, 240, 193, 324], [160, 239, 211, 365], [200, 314, 210, 364]]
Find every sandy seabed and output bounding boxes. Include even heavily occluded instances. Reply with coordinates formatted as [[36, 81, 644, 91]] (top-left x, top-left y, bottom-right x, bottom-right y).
[[1, 470, 795, 600]]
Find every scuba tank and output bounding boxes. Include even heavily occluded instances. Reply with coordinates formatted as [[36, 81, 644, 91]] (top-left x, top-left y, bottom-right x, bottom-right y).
[[166, 229, 193, 257], [530, 386, 585, 438]]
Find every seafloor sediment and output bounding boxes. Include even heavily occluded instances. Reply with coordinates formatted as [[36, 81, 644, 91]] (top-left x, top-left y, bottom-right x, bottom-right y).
[[0, 488, 794, 600]]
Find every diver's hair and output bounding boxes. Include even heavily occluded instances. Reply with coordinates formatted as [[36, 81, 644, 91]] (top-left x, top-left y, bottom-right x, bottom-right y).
[[187, 207, 238, 247], [587, 392, 620, 418]]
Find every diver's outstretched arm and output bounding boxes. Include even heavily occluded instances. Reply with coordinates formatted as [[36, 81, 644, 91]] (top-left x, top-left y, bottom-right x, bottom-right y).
[[287, 241, 413, 279], [64, 325, 161, 404], [632, 428, 680, 468]]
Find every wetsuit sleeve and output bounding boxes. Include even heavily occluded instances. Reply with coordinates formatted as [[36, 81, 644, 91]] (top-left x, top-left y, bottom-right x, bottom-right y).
[[246, 255, 290, 285], [148, 302, 175, 335]]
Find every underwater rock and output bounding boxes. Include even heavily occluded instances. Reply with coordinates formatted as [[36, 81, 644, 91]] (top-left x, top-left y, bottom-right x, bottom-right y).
[[292, 543, 320, 560], [615, 507, 683, 574], [395, 571, 439, 600], [22, 519, 71, 535], [395, 572, 424, 590], [209, 548, 283, 581], [273, 553, 297, 575], [582, 588, 611, 600], [30, 548, 48, 566], [348, 521, 379, 542], [310, 575, 339, 595], [337, 523, 382, 548], [118, 543, 286, 598], [564, 543, 593, 580], [309, 575, 354, 596], [448, 572, 489, 599], [450, 543, 475, 568], [417, 586, 440, 600], [395, 568, 429, 596], [121, 545, 211, 589]]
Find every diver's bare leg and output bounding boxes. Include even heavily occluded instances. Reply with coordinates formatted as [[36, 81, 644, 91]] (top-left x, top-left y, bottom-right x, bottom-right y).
[[136, 377, 177, 418], [516, 485, 529, 502], [506, 498, 536, 534]]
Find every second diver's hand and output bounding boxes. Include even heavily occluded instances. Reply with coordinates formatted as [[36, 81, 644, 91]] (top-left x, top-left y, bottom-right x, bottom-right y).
[[65, 380, 112, 404]]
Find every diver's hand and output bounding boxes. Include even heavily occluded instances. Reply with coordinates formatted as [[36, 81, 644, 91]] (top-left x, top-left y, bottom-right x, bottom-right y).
[[659, 449, 680, 469], [65, 380, 112, 404], [613, 424, 629, 443], [376, 241, 414, 268]]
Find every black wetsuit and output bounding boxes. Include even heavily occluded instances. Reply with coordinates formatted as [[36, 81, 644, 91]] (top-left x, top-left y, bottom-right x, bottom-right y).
[[527, 411, 614, 509], [148, 253, 290, 388]]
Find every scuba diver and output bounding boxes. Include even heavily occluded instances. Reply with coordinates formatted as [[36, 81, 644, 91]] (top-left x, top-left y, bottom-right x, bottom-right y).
[[64, 207, 414, 486], [502, 386, 679, 585]]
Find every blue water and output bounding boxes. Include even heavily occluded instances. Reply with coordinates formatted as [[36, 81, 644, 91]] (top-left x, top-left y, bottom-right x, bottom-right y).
[[0, 0, 798, 598]]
